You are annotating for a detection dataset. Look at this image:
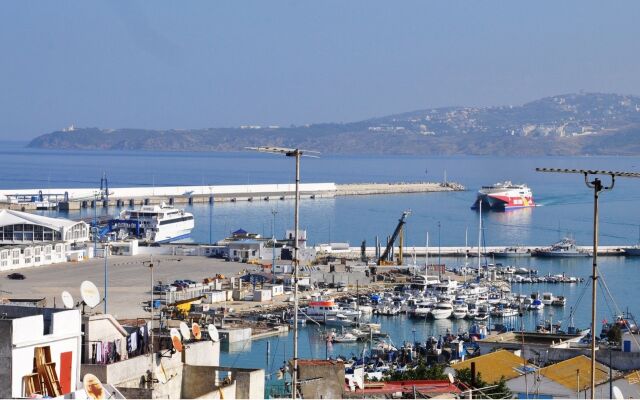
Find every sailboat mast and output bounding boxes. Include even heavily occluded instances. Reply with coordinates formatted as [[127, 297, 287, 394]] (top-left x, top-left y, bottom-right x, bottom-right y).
[[464, 227, 469, 283], [478, 201, 482, 270], [425, 232, 429, 271]]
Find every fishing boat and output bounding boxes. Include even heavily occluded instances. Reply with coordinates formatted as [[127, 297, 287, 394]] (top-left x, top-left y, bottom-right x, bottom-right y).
[[535, 238, 591, 257]]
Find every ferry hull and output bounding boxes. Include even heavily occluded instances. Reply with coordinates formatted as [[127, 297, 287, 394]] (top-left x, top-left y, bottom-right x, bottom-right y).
[[472, 193, 535, 210]]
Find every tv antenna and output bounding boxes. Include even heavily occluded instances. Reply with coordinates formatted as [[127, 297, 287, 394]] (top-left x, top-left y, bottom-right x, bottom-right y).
[[207, 324, 220, 342], [179, 321, 191, 342], [80, 281, 102, 313], [536, 167, 640, 399], [170, 328, 183, 353], [192, 323, 202, 340], [61, 291, 74, 309]]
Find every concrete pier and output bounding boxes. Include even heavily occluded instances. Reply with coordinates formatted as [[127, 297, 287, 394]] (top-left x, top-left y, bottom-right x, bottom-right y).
[[0, 181, 464, 210], [318, 245, 629, 258]]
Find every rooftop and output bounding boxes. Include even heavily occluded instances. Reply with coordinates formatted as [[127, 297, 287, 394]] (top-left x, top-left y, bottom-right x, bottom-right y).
[[539, 355, 612, 391], [452, 350, 530, 383], [0, 209, 82, 230]]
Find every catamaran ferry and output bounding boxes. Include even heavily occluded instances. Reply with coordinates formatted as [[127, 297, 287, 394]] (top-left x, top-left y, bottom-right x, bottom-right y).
[[471, 181, 535, 210]]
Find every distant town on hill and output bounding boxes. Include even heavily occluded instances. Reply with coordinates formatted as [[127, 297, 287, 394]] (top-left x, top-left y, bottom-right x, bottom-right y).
[[28, 92, 640, 156]]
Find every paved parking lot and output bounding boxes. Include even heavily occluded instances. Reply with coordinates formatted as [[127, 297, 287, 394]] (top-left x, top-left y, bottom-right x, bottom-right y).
[[0, 255, 249, 319]]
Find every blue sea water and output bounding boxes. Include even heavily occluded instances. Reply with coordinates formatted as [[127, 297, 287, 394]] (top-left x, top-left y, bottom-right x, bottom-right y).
[[2, 142, 640, 374]]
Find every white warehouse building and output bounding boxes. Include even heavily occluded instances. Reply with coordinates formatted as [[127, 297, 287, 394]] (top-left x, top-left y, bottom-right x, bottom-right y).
[[0, 210, 91, 271], [0, 209, 89, 245]]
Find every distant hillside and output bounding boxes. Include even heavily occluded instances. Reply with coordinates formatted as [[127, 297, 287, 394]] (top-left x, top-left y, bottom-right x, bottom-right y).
[[28, 93, 640, 155]]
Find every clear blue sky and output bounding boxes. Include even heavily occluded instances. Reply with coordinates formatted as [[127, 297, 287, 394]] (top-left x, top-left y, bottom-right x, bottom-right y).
[[1, 1, 639, 139]]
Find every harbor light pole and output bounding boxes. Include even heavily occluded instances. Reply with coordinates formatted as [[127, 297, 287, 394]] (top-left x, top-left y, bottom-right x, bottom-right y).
[[536, 168, 640, 399], [246, 146, 319, 400]]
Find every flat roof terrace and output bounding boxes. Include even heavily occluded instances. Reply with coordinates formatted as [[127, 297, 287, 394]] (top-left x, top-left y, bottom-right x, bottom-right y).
[[0, 255, 250, 319]]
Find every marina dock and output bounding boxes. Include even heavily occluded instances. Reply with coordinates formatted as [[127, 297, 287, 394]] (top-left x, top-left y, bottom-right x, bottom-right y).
[[0, 181, 464, 210]]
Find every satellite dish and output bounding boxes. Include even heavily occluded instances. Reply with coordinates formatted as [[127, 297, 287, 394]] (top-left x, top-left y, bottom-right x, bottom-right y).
[[613, 386, 624, 400], [179, 321, 191, 341], [61, 291, 74, 309], [80, 281, 101, 308], [207, 324, 219, 342], [170, 328, 183, 352], [83, 373, 105, 399], [192, 323, 202, 340], [447, 372, 455, 384]]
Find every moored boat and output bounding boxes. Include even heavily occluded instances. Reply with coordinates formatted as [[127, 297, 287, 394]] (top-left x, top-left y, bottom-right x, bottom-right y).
[[534, 238, 591, 257]]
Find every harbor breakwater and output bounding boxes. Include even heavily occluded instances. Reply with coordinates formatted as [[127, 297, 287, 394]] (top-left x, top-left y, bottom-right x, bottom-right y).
[[0, 181, 464, 210]]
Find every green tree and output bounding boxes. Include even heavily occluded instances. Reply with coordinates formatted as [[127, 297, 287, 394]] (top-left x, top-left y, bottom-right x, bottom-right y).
[[385, 362, 447, 381], [607, 325, 622, 344], [455, 367, 512, 399]]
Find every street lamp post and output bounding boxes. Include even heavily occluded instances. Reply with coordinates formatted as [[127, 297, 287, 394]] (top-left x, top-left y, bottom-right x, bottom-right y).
[[536, 167, 640, 399], [246, 146, 319, 400]]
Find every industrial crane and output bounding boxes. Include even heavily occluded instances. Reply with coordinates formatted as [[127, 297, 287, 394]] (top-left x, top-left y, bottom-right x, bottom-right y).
[[377, 210, 411, 265]]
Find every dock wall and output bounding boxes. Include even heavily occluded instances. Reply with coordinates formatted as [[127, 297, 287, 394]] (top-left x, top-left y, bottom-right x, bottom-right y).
[[0, 181, 464, 210], [320, 245, 628, 257]]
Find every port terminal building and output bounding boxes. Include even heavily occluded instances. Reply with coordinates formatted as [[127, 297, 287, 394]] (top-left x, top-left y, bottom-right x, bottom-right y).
[[0, 210, 91, 271]]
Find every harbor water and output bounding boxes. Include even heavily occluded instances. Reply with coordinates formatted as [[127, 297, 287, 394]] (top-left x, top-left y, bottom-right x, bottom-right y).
[[3, 142, 640, 375]]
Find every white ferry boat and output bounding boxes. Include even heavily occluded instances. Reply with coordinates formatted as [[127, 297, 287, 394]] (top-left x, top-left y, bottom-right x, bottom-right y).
[[303, 297, 361, 321], [116, 203, 194, 243], [471, 181, 535, 210]]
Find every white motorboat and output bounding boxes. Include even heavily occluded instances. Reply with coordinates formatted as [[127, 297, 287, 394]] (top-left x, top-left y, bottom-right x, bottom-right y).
[[117, 203, 194, 243], [530, 299, 544, 310], [452, 303, 468, 319], [431, 301, 453, 320], [541, 292, 554, 306], [412, 301, 433, 318], [333, 333, 358, 343], [324, 314, 357, 327]]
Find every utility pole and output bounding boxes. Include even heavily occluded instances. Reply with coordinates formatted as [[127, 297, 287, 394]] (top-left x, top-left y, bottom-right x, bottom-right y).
[[143, 258, 157, 398], [536, 167, 640, 399], [246, 146, 319, 400]]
